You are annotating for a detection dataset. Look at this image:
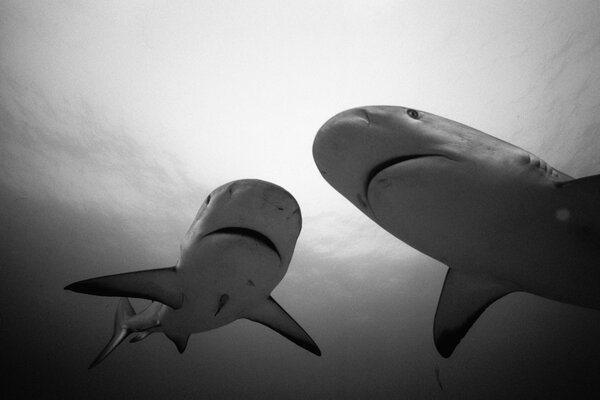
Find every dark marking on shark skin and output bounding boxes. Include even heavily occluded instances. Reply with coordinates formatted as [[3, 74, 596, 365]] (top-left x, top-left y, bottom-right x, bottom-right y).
[[215, 294, 230, 316], [247, 280, 255, 286]]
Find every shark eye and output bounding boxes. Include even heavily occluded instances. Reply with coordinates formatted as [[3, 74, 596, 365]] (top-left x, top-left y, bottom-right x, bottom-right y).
[[406, 109, 420, 119], [205, 195, 211, 205]]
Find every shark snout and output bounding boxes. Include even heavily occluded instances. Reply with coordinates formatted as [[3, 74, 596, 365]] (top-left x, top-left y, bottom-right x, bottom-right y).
[[313, 105, 433, 215], [313, 107, 369, 172], [313, 107, 386, 214]]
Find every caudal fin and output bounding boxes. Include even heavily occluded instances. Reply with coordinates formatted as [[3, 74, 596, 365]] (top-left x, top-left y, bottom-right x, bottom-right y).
[[89, 297, 136, 369]]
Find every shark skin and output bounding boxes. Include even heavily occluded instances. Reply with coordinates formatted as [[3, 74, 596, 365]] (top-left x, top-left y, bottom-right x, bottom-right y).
[[313, 105, 600, 357], [65, 179, 320, 368]]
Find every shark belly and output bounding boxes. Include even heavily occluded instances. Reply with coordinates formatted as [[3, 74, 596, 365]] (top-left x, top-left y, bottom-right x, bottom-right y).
[[161, 231, 283, 334], [368, 166, 600, 311]]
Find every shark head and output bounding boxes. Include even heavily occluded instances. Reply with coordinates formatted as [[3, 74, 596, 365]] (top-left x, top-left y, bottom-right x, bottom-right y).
[[313, 106, 570, 256], [182, 179, 302, 269]]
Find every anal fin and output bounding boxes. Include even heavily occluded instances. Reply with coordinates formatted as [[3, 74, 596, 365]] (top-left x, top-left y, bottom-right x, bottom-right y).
[[244, 296, 321, 356], [65, 266, 183, 309], [130, 331, 152, 343], [434, 269, 517, 358]]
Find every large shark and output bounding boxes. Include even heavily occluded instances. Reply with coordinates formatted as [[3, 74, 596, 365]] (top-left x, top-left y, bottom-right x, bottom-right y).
[[65, 179, 320, 368], [313, 106, 600, 357]]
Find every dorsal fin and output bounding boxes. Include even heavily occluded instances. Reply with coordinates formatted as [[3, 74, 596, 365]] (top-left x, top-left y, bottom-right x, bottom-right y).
[[244, 296, 321, 356], [434, 269, 517, 358], [165, 332, 190, 354], [65, 267, 183, 309]]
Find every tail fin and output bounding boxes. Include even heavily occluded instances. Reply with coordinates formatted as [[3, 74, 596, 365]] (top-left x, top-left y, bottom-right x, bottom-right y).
[[89, 297, 136, 369]]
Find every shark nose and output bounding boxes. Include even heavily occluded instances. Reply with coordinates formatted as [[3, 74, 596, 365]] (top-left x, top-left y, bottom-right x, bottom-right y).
[[323, 107, 371, 131], [314, 108, 369, 165]]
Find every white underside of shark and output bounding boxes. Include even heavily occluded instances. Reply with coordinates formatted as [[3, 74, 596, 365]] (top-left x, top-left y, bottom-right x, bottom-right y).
[[313, 105, 600, 357], [66, 179, 320, 368]]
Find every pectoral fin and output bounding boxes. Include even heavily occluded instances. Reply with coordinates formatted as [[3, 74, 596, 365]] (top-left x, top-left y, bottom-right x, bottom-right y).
[[244, 296, 321, 356], [556, 173, 600, 197], [65, 267, 183, 309], [434, 269, 517, 358], [165, 332, 190, 354], [556, 174, 600, 229]]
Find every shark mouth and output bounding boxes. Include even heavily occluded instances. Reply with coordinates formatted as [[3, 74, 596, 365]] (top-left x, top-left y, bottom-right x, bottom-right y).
[[365, 154, 444, 195], [203, 227, 281, 261]]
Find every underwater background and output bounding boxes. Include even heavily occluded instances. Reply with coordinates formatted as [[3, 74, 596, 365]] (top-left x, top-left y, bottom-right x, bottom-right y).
[[2, 1, 600, 398]]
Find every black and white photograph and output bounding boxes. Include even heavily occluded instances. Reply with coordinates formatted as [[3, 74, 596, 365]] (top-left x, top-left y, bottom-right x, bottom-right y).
[[2, 1, 600, 398]]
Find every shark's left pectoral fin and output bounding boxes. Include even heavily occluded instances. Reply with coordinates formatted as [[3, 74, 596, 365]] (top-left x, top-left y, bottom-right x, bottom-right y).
[[556, 174, 600, 216], [65, 267, 183, 309], [434, 269, 518, 358], [556, 173, 600, 197], [244, 296, 321, 356]]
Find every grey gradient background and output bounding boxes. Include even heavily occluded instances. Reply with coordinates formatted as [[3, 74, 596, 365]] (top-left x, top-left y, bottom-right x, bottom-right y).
[[2, 1, 600, 399]]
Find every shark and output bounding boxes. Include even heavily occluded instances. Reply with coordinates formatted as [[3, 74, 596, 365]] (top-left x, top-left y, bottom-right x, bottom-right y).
[[313, 105, 600, 357], [65, 179, 321, 368]]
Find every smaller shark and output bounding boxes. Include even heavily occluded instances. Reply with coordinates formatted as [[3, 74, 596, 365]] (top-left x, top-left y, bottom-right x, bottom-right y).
[[313, 106, 600, 357], [65, 179, 320, 368]]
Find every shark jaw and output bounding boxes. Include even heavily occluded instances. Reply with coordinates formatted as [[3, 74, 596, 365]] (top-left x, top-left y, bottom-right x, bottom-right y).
[[364, 154, 453, 209], [201, 227, 282, 262]]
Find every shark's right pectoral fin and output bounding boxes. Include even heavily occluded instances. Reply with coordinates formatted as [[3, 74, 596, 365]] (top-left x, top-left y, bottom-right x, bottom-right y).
[[65, 267, 183, 309], [434, 269, 517, 358], [244, 296, 321, 356]]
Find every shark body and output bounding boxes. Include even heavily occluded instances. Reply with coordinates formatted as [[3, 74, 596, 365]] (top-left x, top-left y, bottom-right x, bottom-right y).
[[66, 179, 320, 368], [313, 106, 600, 357]]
